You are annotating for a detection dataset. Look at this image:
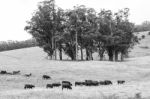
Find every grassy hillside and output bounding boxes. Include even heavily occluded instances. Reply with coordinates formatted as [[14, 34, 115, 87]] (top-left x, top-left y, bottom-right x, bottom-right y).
[[129, 31, 150, 57], [0, 31, 150, 99]]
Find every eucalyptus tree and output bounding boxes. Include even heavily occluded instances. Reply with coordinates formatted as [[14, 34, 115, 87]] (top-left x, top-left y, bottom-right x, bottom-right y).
[[25, 0, 66, 60]]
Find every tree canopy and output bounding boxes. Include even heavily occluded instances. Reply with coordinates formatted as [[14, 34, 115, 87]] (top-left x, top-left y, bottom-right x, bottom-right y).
[[25, 0, 139, 61]]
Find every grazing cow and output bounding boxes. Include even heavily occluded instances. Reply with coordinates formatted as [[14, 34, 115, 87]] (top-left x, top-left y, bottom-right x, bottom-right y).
[[85, 80, 92, 86], [46, 84, 53, 88], [62, 81, 72, 86], [6, 72, 13, 75], [75, 81, 85, 86], [24, 73, 32, 77], [92, 81, 99, 86], [52, 83, 61, 87], [85, 80, 99, 86], [24, 84, 35, 89], [42, 75, 51, 79], [99, 80, 112, 85], [0, 70, 7, 74], [62, 83, 72, 90], [105, 80, 112, 85], [104, 80, 112, 85], [117, 80, 125, 84], [13, 71, 20, 75]]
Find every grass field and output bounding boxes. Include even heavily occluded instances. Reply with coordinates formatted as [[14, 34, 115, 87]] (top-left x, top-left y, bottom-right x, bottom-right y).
[[0, 31, 150, 99]]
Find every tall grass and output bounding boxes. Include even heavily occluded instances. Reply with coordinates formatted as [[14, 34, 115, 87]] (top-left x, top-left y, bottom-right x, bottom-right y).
[[0, 90, 147, 99]]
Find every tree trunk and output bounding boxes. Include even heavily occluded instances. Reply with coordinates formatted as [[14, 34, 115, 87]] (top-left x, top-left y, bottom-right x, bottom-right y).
[[81, 46, 83, 61], [86, 48, 89, 60], [121, 52, 124, 61], [59, 48, 62, 60], [108, 47, 113, 61], [99, 47, 105, 61], [90, 49, 93, 60], [115, 51, 118, 61]]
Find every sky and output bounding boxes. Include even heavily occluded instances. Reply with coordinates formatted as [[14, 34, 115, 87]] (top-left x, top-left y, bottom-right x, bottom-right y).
[[0, 0, 149, 41]]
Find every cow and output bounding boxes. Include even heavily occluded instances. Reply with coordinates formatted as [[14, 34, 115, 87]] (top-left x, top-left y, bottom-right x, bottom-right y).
[[62, 81, 72, 86], [85, 80, 94, 86], [91, 81, 99, 86], [42, 75, 51, 79], [117, 80, 125, 84], [75, 81, 85, 86], [24, 84, 35, 89], [62, 83, 72, 90], [13, 71, 20, 75], [46, 84, 53, 88], [52, 83, 61, 87], [0, 70, 7, 74], [99, 80, 112, 85], [104, 80, 112, 85], [6, 72, 13, 75], [24, 73, 32, 77], [85, 80, 99, 86]]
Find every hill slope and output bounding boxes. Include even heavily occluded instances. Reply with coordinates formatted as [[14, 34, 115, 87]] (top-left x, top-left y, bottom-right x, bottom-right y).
[[0, 31, 150, 98]]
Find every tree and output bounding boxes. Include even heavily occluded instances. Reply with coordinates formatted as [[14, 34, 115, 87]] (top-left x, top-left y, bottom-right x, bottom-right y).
[[25, 0, 63, 59]]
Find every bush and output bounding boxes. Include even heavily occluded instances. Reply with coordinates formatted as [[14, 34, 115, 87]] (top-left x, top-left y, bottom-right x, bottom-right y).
[[140, 46, 149, 49], [148, 31, 150, 35], [141, 35, 145, 39], [0, 39, 37, 52]]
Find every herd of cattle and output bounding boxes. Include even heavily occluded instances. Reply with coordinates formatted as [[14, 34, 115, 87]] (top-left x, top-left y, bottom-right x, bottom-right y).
[[0, 70, 125, 90]]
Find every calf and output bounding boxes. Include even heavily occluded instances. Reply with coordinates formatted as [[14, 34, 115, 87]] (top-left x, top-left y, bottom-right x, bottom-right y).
[[117, 80, 125, 84], [13, 71, 20, 75], [42, 75, 51, 79], [62, 83, 72, 90], [46, 84, 53, 88], [24, 73, 32, 77], [24, 84, 35, 89]]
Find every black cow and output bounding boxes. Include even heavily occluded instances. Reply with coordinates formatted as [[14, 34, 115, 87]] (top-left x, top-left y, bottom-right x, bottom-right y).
[[75, 81, 85, 86], [13, 71, 20, 75], [52, 83, 61, 87], [42, 75, 51, 79], [62, 83, 72, 90], [24, 84, 35, 89], [0, 70, 7, 74], [6, 72, 13, 75], [24, 73, 32, 77], [99, 80, 112, 85], [117, 80, 125, 84], [46, 84, 53, 88], [85, 80, 99, 86], [84, 80, 93, 86], [104, 80, 112, 85], [62, 81, 72, 86], [92, 81, 99, 86]]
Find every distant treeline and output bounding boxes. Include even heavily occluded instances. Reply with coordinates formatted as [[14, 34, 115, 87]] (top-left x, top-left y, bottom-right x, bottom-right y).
[[0, 39, 37, 52], [134, 21, 150, 32]]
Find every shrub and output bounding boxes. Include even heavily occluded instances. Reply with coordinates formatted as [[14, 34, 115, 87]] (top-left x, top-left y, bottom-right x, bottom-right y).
[[148, 31, 150, 35], [141, 35, 145, 39], [140, 46, 149, 49]]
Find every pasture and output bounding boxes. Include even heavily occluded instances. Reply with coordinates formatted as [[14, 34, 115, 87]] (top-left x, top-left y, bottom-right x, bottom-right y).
[[0, 31, 150, 99]]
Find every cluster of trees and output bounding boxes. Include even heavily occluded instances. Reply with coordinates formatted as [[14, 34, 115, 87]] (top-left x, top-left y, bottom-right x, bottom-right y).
[[25, 0, 139, 61], [134, 21, 150, 32], [0, 39, 37, 52]]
